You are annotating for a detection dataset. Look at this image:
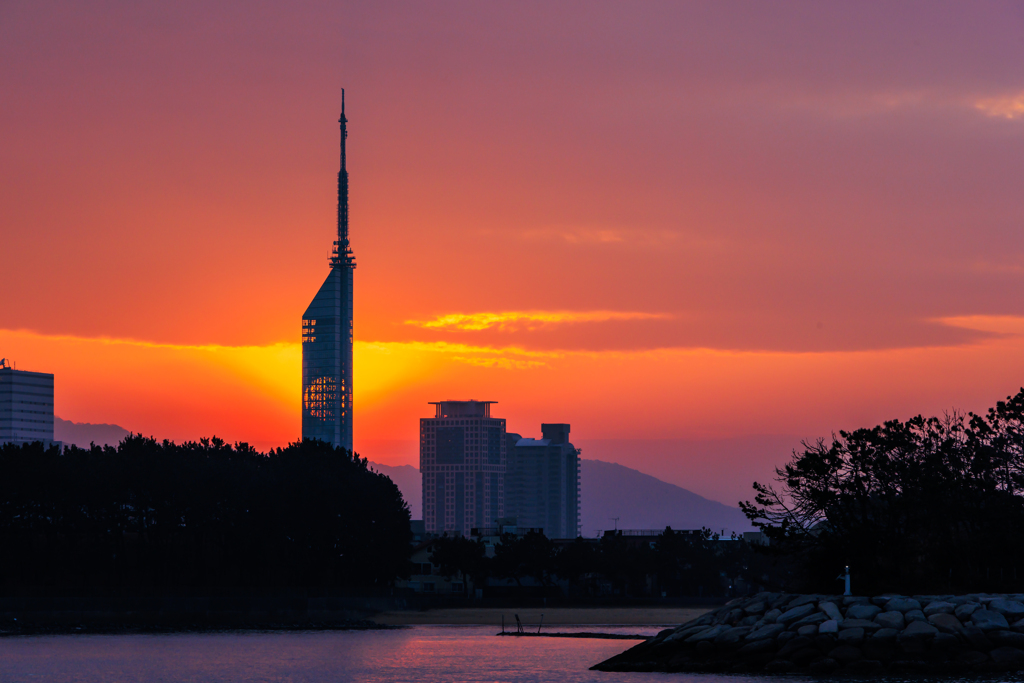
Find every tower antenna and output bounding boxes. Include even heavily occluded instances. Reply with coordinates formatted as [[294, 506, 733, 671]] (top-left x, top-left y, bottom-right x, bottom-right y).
[[332, 87, 352, 265]]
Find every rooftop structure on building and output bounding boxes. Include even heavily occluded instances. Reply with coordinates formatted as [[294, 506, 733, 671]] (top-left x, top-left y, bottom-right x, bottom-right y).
[[0, 358, 55, 447], [302, 90, 356, 451], [505, 423, 580, 539], [420, 400, 505, 537]]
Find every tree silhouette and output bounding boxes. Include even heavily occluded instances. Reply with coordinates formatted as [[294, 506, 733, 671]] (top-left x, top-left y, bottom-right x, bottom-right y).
[[0, 436, 411, 591], [741, 389, 1024, 593]]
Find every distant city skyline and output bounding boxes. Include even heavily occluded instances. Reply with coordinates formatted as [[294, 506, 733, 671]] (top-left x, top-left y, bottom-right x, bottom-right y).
[[4, 3, 1024, 495]]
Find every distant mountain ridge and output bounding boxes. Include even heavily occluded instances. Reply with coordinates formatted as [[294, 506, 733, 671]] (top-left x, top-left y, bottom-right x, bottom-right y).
[[370, 458, 752, 537], [580, 459, 752, 537], [54, 417, 130, 449], [52, 420, 751, 536]]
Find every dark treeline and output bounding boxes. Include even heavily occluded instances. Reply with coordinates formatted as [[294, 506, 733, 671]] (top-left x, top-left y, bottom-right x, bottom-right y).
[[0, 436, 411, 592], [429, 528, 783, 598], [742, 387, 1024, 595]]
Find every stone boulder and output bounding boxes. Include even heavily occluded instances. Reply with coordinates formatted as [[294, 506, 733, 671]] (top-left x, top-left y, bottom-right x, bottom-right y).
[[905, 609, 927, 623], [847, 603, 881, 620], [827, 645, 863, 664], [963, 625, 994, 651], [685, 625, 729, 643], [923, 601, 955, 616], [841, 618, 881, 631], [972, 609, 1010, 631], [838, 627, 865, 643], [990, 599, 1024, 621], [785, 595, 819, 609], [777, 603, 816, 626], [746, 623, 785, 641], [872, 628, 899, 640], [928, 613, 964, 634], [955, 603, 981, 621], [819, 601, 842, 622], [808, 658, 838, 675], [885, 597, 922, 612], [776, 636, 813, 660], [738, 638, 777, 656], [791, 612, 827, 628], [896, 620, 939, 647], [744, 600, 767, 614], [875, 611, 905, 630], [819, 620, 838, 634], [714, 626, 751, 645], [989, 630, 1024, 649], [990, 646, 1024, 664]]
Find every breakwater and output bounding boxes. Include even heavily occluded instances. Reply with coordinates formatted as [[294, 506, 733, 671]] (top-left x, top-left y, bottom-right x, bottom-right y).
[[592, 592, 1024, 675]]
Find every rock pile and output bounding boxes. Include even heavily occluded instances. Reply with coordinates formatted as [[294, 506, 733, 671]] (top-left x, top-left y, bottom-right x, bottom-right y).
[[592, 593, 1024, 675]]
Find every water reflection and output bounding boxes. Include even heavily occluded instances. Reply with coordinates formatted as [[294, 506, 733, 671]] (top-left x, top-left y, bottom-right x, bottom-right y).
[[0, 625, 765, 683]]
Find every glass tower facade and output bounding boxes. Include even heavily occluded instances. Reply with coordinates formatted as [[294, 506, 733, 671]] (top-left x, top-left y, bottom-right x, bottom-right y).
[[302, 94, 355, 451]]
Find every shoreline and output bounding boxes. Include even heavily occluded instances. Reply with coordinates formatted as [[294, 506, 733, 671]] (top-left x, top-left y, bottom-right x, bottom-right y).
[[0, 620, 397, 637], [0, 604, 715, 635], [372, 606, 711, 626]]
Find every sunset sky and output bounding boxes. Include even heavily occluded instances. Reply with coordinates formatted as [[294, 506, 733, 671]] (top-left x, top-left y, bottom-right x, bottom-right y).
[[4, 2, 1024, 506]]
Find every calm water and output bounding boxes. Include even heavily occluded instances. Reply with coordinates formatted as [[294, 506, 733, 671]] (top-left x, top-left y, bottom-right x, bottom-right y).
[[0, 625, 780, 683]]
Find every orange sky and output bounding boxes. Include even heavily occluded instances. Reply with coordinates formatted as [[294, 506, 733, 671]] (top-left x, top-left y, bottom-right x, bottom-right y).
[[3, 2, 1024, 505]]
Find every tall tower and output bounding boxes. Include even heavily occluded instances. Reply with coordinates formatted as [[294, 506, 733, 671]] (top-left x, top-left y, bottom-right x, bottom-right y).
[[302, 91, 356, 450]]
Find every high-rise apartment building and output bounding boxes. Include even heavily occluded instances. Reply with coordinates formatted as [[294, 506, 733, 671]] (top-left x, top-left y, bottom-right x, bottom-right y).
[[0, 359, 55, 446], [505, 424, 580, 539], [302, 92, 356, 450], [420, 401, 505, 536]]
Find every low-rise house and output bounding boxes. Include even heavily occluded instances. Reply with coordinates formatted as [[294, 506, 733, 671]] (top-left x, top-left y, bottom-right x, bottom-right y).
[[396, 539, 471, 595]]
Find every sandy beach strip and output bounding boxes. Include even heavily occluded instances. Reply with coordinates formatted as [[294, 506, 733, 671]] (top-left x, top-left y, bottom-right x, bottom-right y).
[[372, 606, 711, 626]]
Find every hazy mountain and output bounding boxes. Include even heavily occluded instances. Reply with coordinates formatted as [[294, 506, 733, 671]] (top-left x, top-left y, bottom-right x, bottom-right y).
[[372, 458, 752, 537], [54, 417, 130, 448], [368, 461, 422, 514], [580, 459, 752, 537], [575, 435, 800, 511], [45, 426, 749, 535]]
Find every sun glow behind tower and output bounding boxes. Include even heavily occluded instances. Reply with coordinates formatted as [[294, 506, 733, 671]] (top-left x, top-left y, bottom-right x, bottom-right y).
[[301, 91, 355, 450]]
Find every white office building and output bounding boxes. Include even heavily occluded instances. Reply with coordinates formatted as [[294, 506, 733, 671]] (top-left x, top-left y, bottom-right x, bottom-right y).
[[0, 359, 55, 446]]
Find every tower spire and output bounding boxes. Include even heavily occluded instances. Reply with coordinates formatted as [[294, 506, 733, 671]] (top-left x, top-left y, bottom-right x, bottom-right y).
[[304, 92, 355, 451], [331, 88, 354, 267]]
